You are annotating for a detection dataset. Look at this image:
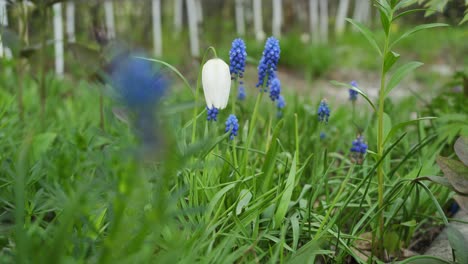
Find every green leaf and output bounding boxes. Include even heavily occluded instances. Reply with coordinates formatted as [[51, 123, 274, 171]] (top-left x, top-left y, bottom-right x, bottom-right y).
[[236, 189, 253, 215], [290, 214, 300, 250], [391, 23, 449, 48], [32, 132, 57, 161], [287, 239, 320, 264], [383, 117, 437, 145], [459, 12, 468, 25], [261, 120, 284, 193], [454, 137, 468, 166], [393, 9, 427, 21], [274, 154, 297, 228], [385, 61, 424, 96], [379, 9, 391, 35], [345, 18, 382, 56], [206, 183, 236, 218], [447, 225, 468, 264], [415, 176, 453, 189], [330, 80, 376, 112], [436, 156, 468, 195], [383, 231, 400, 255], [383, 51, 400, 73]]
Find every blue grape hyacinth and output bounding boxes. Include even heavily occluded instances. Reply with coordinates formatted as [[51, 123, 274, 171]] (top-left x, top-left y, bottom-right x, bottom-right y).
[[349, 80, 358, 101], [256, 37, 280, 89], [350, 135, 368, 164], [110, 55, 167, 109], [276, 95, 286, 118], [229, 38, 247, 79], [317, 99, 330, 123], [238, 84, 246, 100], [225, 114, 239, 140], [207, 107, 219, 121], [269, 78, 281, 101]]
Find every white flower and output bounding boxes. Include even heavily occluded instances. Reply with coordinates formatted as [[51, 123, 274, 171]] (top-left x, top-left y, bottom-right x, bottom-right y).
[[202, 58, 231, 109]]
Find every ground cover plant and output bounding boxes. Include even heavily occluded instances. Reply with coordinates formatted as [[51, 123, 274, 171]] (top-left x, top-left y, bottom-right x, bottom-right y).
[[1, 0, 467, 263]]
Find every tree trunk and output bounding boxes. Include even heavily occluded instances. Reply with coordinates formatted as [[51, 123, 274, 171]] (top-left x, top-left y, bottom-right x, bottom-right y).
[[335, 0, 349, 36], [319, 0, 328, 43], [235, 0, 245, 36], [309, 0, 319, 43], [272, 0, 282, 38], [53, 3, 64, 76], [253, 0, 264, 41], [152, 0, 162, 57], [186, 0, 199, 57], [66, 1, 75, 42], [104, 0, 116, 39], [0, 0, 12, 58], [174, 0, 183, 34]]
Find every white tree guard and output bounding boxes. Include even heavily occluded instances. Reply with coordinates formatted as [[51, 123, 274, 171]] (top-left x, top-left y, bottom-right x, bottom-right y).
[[335, 0, 349, 35], [235, 0, 245, 36], [66, 1, 75, 42], [319, 0, 328, 43], [309, 0, 319, 43], [152, 0, 162, 57], [174, 0, 183, 35], [195, 0, 203, 23], [353, 0, 370, 23], [186, 0, 199, 57], [53, 3, 64, 76], [0, 0, 12, 58], [272, 0, 282, 38], [253, 0, 264, 41], [104, 0, 116, 39]]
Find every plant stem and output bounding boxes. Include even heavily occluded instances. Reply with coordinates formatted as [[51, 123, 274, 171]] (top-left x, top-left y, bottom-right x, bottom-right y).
[[376, 16, 392, 259], [244, 91, 263, 180]]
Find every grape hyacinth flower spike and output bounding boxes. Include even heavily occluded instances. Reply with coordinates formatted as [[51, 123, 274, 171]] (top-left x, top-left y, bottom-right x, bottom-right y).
[[318, 99, 330, 123], [269, 78, 281, 101], [230, 38, 248, 101], [202, 58, 231, 121], [350, 135, 368, 164], [349, 80, 358, 102], [225, 114, 239, 140], [276, 95, 286, 118], [256, 37, 280, 89]]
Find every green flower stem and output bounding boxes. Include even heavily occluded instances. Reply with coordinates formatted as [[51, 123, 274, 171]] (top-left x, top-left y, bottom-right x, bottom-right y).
[[376, 11, 393, 257]]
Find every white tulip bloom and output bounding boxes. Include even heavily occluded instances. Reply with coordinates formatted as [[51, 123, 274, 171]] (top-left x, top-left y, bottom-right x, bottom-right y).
[[202, 58, 231, 110]]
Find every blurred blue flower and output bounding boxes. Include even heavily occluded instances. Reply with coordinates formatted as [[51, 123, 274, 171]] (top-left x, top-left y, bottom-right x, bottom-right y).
[[318, 99, 330, 123], [269, 78, 281, 101], [349, 80, 358, 101], [277, 95, 286, 109], [225, 114, 239, 140], [109, 55, 167, 109], [350, 135, 368, 154], [256, 37, 280, 89], [320, 132, 326, 140], [350, 135, 368, 164], [229, 38, 247, 79], [238, 84, 246, 100], [207, 107, 219, 121]]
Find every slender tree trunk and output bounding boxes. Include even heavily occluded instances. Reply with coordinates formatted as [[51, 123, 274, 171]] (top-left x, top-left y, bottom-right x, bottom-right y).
[[195, 0, 203, 23], [174, 0, 183, 35], [319, 0, 328, 43], [272, 0, 282, 38], [152, 0, 162, 57], [53, 3, 64, 76], [186, 0, 199, 57], [104, 0, 115, 39], [235, 0, 245, 36], [335, 0, 349, 36], [253, 0, 264, 41], [0, 0, 12, 58], [66, 1, 75, 42], [309, 0, 319, 43]]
